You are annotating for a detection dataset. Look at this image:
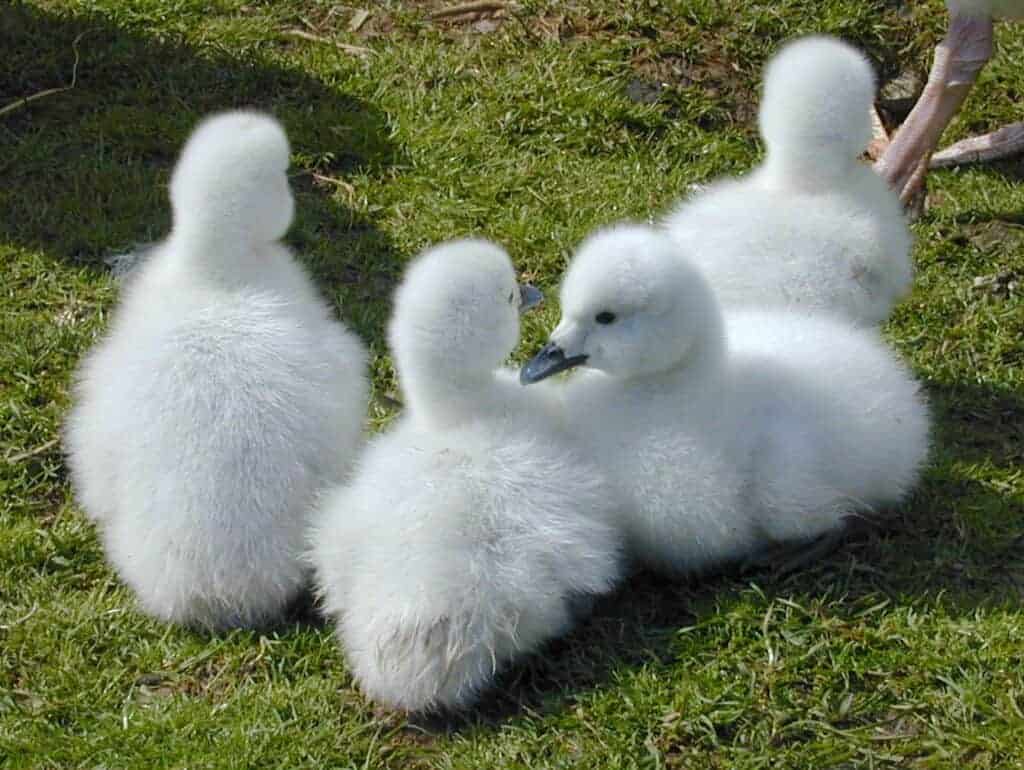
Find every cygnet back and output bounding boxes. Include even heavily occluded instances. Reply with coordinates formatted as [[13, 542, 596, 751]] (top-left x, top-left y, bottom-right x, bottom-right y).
[[64, 110, 368, 630]]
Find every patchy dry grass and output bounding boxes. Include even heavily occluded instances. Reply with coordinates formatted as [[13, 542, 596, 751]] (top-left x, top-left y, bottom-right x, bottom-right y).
[[2, 1, 1023, 767]]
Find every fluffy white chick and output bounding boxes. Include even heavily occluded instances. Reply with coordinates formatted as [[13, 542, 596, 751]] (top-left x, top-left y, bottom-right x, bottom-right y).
[[664, 36, 912, 326], [64, 111, 368, 630], [310, 239, 623, 714], [521, 225, 930, 574]]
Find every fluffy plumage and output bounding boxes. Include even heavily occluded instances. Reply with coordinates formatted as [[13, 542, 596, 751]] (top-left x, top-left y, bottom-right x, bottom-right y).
[[664, 36, 912, 326], [310, 239, 623, 713], [522, 225, 930, 575], [64, 111, 368, 630]]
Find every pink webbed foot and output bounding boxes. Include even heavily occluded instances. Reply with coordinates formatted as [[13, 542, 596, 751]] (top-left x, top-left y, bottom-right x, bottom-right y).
[[874, 12, 995, 204], [930, 120, 1024, 167]]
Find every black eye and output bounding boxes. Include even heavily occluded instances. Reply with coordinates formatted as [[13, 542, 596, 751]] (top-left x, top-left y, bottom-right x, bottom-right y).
[[595, 311, 616, 325]]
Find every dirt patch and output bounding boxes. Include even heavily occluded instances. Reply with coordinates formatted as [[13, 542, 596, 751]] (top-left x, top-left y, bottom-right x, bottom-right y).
[[631, 49, 758, 128]]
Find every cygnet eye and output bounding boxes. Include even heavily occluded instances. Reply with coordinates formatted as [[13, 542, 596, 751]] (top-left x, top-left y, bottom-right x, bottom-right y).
[[595, 311, 616, 325]]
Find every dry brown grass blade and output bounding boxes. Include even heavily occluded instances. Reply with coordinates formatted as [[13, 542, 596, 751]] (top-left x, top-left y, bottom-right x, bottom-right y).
[[0, 32, 84, 118], [4, 438, 60, 465], [311, 172, 357, 204], [429, 1, 511, 20], [282, 28, 373, 56], [349, 9, 371, 32]]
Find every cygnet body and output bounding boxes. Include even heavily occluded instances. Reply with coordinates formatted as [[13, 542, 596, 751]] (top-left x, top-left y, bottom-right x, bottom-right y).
[[522, 226, 930, 575], [310, 239, 623, 714], [664, 36, 912, 326], [64, 111, 368, 630]]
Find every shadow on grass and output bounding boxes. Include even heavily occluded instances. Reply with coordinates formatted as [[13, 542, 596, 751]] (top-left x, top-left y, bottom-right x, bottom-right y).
[[0, 2, 402, 347], [978, 156, 1024, 189], [408, 378, 1024, 733]]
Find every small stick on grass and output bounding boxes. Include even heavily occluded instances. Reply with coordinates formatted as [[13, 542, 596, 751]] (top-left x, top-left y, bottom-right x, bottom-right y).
[[349, 9, 372, 32], [0, 32, 85, 118], [4, 438, 59, 465], [312, 172, 356, 197], [0, 604, 38, 630], [283, 28, 373, 56], [429, 1, 510, 20]]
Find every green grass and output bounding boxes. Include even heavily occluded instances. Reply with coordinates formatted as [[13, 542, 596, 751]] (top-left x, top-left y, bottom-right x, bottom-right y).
[[2, 0, 1023, 767]]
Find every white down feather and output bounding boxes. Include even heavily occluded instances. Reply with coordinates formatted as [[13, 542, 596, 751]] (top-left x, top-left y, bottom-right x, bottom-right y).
[[64, 111, 368, 630]]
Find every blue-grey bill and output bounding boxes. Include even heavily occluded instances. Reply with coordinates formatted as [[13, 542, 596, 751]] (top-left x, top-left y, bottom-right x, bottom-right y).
[[520, 341, 588, 385], [519, 283, 543, 314]]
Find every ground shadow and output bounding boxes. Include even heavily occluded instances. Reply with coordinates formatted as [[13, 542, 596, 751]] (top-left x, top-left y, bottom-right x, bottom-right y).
[[0, 2, 402, 346]]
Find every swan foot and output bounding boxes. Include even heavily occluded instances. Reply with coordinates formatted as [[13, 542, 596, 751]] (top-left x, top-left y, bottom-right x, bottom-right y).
[[930, 120, 1024, 168], [874, 12, 994, 205], [742, 526, 848, 576]]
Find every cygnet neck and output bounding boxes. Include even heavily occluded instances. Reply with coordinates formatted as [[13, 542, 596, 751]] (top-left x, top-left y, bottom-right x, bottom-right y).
[[759, 144, 859, 193], [402, 362, 510, 430], [168, 220, 273, 287], [627, 302, 729, 396]]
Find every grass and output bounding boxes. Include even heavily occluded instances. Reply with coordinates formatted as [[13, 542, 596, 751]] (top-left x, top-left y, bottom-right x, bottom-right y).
[[2, 0, 1023, 767]]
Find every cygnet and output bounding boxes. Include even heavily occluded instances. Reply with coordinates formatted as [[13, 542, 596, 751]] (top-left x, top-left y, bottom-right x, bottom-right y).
[[664, 36, 913, 326], [310, 238, 623, 713], [522, 225, 930, 575], [64, 111, 368, 630]]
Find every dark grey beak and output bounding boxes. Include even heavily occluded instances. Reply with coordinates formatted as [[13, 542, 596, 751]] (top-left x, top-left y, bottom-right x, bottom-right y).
[[519, 284, 543, 314], [520, 341, 588, 385]]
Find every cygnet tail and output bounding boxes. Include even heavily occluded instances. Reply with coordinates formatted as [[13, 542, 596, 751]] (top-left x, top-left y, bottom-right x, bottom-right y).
[[758, 36, 877, 162], [168, 110, 295, 253]]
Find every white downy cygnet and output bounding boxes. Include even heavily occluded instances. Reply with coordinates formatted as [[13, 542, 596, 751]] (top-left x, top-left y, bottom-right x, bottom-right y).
[[664, 36, 912, 326], [64, 111, 368, 630], [521, 225, 930, 575], [310, 239, 623, 714]]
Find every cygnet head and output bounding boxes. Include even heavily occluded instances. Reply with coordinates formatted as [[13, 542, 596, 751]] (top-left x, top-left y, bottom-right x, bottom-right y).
[[521, 225, 723, 384], [169, 110, 295, 248], [390, 238, 542, 417], [758, 36, 876, 176]]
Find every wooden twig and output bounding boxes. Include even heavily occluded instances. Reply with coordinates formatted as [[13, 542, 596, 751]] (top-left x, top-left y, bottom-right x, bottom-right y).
[[5, 438, 59, 465], [0, 86, 72, 118], [323, 6, 343, 27], [283, 28, 374, 56], [0, 32, 84, 118], [429, 1, 510, 20], [0, 603, 39, 630], [349, 9, 371, 32], [312, 172, 356, 197]]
